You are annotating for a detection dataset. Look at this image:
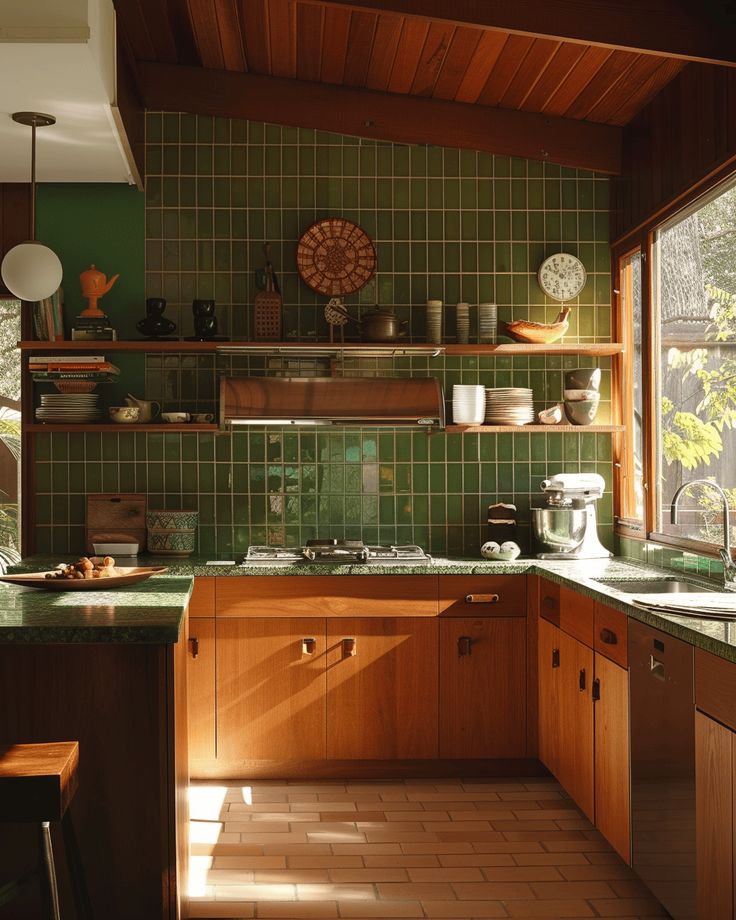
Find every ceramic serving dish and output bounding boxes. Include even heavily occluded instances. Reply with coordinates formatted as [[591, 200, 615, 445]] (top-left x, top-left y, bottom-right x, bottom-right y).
[[505, 307, 571, 344], [0, 566, 168, 591]]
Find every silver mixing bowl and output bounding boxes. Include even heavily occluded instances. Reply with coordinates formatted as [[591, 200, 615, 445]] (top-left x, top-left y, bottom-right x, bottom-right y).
[[532, 507, 587, 553]]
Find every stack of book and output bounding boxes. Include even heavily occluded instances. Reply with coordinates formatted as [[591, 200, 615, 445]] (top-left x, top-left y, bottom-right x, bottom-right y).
[[71, 314, 117, 341], [29, 355, 120, 384]]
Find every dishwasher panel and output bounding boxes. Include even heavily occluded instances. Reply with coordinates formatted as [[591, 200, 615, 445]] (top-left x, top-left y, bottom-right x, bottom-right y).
[[629, 620, 696, 920]]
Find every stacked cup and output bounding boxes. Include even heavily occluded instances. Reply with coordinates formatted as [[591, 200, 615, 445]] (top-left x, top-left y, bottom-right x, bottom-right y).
[[478, 303, 497, 344], [426, 300, 443, 344], [456, 303, 470, 344], [563, 367, 601, 425], [452, 384, 486, 425]]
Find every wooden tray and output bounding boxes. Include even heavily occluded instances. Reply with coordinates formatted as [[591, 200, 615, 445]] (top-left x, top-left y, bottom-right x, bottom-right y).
[[297, 218, 376, 296], [0, 566, 169, 591]]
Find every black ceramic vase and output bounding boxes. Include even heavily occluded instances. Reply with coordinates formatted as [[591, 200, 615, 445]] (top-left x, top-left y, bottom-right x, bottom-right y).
[[136, 297, 176, 339]]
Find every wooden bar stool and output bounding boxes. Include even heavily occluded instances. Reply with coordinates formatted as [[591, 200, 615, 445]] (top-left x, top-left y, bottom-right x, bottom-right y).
[[0, 742, 92, 919]]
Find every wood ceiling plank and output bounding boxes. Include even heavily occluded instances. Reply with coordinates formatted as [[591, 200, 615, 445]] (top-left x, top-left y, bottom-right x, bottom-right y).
[[519, 42, 587, 112], [561, 48, 634, 120], [214, 0, 247, 71], [166, 0, 204, 64], [138, 59, 622, 173], [343, 11, 379, 86], [297, 2, 324, 81], [364, 13, 403, 91], [584, 54, 665, 123], [320, 5, 352, 83], [606, 57, 685, 125], [298, 0, 736, 67], [453, 28, 507, 103], [542, 45, 614, 117], [267, 0, 298, 78], [241, 0, 272, 73], [410, 21, 455, 96], [187, 0, 225, 69], [477, 34, 532, 107], [387, 16, 429, 94], [499, 37, 560, 109], [114, 0, 158, 61], [431, 26, 483, 100]]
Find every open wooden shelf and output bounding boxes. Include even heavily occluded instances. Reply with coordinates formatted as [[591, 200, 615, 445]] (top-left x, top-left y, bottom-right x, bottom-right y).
[[445, 424, 625, 433], [24, 423, 218, 433], [19, 340, 624, 357]]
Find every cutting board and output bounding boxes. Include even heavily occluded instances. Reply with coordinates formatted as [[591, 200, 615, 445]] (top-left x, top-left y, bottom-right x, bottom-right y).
[[86, 493, 147, 553]]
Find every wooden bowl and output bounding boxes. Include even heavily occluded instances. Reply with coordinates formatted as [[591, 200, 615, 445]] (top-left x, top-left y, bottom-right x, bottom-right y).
[[504, 307, 571, 344]]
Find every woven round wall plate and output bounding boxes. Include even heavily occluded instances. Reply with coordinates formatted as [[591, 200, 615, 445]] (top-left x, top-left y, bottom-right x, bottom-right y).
[[297, 218, 376, 296]]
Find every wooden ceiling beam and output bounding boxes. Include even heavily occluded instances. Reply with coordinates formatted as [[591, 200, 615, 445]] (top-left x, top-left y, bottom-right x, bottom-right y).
[[301, 0, 736, 68], [137, 60, 621, 173]]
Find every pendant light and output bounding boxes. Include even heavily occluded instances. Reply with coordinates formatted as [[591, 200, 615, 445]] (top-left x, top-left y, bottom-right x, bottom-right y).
[[1, 112, 63, 302]]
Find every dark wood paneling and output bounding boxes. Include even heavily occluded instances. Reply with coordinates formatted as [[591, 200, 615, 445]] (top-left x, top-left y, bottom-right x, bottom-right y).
[[0, 184, 31, 297], [613, 62, 736, 242], [695, 647, 736, 732]]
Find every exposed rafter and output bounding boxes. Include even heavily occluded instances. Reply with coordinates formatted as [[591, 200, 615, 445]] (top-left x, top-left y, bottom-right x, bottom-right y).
[[137, 61, 621, 173], [302, 0, 736, 67]]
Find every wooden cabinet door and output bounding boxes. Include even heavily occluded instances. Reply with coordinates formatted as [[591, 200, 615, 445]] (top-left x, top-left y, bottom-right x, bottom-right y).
[[440, 617, 526, 758], [217, 618, 326, 762], [538, 617, 560, 776], [594, 654, 631, 863], [557, 630, 594, 821], [326, 618, 438, 760], [695, 710, 733, 920], [188, 617, 216, 763]]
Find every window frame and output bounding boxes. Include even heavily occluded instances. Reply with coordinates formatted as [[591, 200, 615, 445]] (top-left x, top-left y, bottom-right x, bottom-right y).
[[613, 173, 736, 558]]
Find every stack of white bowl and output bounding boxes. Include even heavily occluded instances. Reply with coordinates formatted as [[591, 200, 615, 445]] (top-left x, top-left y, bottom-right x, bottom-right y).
[[484, 388, 535, 425], [452, 385, 486, 425], [426, 300, 442, 344], [456, 303, 470, 344], [478, 303, 497, 344]]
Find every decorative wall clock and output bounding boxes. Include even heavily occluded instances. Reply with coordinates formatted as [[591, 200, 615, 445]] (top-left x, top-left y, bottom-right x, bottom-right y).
[[537, 253, 587, 301]]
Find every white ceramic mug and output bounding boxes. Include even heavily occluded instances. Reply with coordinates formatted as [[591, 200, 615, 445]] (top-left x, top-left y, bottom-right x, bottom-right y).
[[109, 406, 139, 423], [161, 412, 190, 423]]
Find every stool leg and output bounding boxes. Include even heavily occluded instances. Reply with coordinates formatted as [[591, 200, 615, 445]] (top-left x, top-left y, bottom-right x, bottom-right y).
[[40, 822, 61, 920], [62, 812, 93, 919]]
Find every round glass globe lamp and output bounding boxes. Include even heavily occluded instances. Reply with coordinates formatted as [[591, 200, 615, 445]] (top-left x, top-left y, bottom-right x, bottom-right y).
[[1, 241, 63, 302]]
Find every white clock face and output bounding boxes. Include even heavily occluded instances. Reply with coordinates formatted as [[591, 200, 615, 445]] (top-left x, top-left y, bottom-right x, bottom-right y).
[[538, 253, 587, 302]]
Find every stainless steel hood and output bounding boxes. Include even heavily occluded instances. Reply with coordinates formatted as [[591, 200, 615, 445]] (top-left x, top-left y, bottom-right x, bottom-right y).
[[219, 376, 445, 428]]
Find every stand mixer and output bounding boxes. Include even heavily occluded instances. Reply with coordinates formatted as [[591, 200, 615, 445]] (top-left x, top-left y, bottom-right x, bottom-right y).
[[531, 473, 612, 559]]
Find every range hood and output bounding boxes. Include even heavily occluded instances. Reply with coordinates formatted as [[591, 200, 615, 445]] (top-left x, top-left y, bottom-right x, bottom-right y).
[[220, 376, 445, 428]]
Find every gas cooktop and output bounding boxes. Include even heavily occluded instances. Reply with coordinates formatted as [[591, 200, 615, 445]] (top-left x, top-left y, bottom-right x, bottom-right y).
[[242, 539, 432, 566]]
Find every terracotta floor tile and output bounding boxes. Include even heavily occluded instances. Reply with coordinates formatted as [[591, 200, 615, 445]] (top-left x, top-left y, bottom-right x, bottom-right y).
[[588, 898, 669, 916], [256, 901, 339, 918], [261, 844, 332, 856], [363, 855, 440, 867], [452, 881, 534, 900], [331, 843, 402, 855], [287, 856, 364, 869], [407, 867, 485, 882], [296, 883, 375, 901], [329, 867, 409, 882], [480, 866, 562, 882], [214, 884, 295, 900], [400, 842, 475, 854], [559, 864, 638, 881], [514, 853, 589, 866], [214, 857, 286, 870], [504, 899, 596, 917], [421, 902, 508, 918], [336, 901, 423, 917], [375, 881, 456, 899], [439, 854, 515, 868], [189, 903, 255, 918]]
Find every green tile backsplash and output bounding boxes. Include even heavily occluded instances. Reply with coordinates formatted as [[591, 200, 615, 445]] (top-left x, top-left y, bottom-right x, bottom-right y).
[[33, 112, 614, 557]]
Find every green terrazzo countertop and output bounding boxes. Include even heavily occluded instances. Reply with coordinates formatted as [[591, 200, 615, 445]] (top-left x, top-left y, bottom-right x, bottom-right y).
[[12, 555, 736, 661], [0, 575, 192, 644]]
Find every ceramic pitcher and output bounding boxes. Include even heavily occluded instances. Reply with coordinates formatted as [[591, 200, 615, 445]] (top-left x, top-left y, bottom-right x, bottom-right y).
[[125, 394, 161, 423]]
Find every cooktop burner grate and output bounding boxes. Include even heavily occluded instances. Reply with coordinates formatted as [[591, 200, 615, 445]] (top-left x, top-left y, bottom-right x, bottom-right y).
[[242, 542, 431, 566]]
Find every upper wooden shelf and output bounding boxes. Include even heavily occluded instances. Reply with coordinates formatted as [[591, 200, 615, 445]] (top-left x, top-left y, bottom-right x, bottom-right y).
[[19, 341, 624, 357], [445, 424, 625, 433], [24, 423, 218, 433]]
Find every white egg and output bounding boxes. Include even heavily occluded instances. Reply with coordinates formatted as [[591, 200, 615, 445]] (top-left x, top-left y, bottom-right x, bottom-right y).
[[480, 541, 500, 559]]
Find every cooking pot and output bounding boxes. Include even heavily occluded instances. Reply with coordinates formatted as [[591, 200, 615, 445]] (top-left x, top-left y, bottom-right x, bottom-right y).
[[361, 307, 408, 343]]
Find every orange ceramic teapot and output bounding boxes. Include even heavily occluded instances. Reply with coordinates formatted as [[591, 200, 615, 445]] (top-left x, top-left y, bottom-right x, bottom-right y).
[[80, 264, 119, 317]]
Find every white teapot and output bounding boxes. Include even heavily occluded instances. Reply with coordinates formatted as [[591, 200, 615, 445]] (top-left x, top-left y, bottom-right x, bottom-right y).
[[124, 394, 161, 423]]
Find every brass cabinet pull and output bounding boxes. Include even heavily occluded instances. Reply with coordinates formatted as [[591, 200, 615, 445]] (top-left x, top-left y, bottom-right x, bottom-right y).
[[302, 637, 316, 655], [592, 678, 601, 702], [458, 635, 476, 656], [465, 593, 499, 604], [579, 668, 586, 691], [342, 638, 357, 658], [552, 648, 560, 668], [189, 636, 199, 659]]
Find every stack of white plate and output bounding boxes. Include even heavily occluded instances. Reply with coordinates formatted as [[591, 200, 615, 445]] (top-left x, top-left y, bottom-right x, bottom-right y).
[[35, 393, 102, 424], [484, 388, 534, 425], [452, 384, 486, 424]]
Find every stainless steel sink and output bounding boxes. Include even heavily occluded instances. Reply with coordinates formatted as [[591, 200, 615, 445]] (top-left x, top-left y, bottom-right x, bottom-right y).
[[594, 578, 716, 594]]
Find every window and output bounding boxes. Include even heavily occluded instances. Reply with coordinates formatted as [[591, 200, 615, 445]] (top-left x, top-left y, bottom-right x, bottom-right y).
[[615, 176, 736, 554], [0, 299, 20, 552]]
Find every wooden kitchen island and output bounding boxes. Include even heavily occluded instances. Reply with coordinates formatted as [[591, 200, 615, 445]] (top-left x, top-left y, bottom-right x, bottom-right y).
[[0, 575, 193, 920]]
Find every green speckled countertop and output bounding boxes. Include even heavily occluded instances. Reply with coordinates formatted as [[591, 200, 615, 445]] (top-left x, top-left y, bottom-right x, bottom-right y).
[[11, 554, 736, 662], [0, 574, 192, 643]]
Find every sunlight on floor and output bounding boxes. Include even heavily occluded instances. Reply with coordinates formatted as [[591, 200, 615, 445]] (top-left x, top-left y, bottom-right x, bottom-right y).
[[189, 784, 228, 820]]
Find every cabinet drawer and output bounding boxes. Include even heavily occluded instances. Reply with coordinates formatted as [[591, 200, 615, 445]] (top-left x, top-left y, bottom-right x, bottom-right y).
[[696, 648, 736, 731], [594, 603, 628, 667], [438, 575, 526, 617], [539, 579, 561, 626], [216, 575, 438, 617], [559, 586, 595, 647], [189, 576, 215, 618]]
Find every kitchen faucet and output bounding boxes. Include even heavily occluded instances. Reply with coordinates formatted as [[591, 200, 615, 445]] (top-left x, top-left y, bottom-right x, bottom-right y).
[[670, 479, 736, 590]]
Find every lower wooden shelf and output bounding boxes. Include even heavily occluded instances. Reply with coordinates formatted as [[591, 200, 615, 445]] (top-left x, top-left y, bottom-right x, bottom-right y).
[[445, 424, 625, 433], [24, 423, 218, 433]]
